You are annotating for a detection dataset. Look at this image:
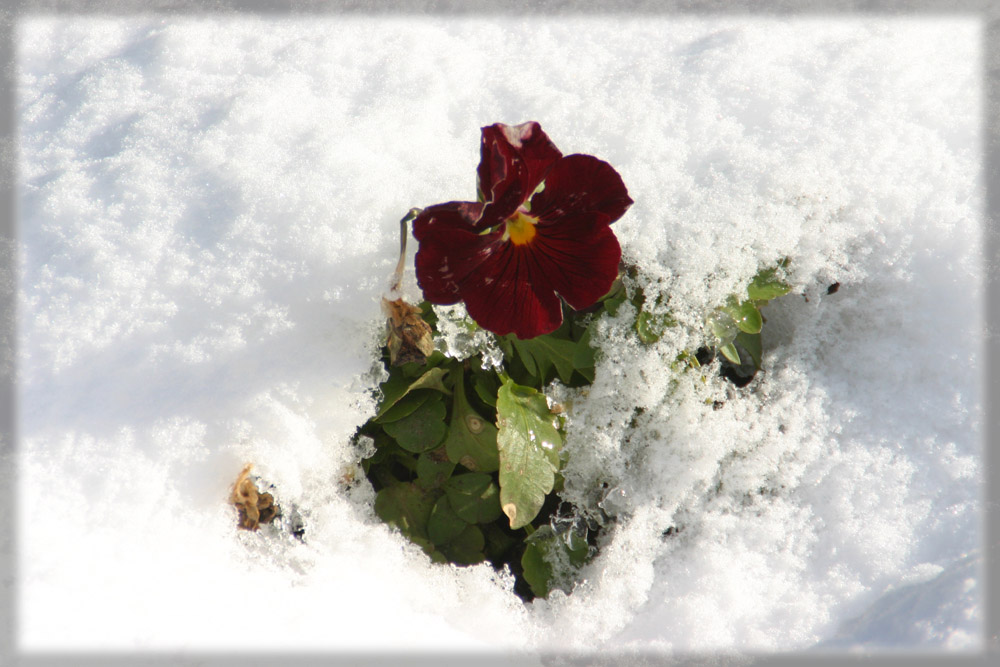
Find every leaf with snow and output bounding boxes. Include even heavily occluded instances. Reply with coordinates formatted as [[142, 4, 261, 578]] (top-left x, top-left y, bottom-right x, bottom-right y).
[[520, 525, 590, 598], [495, 378, 562, 530], [635, 308, 675, 344], [721, 297, 763, 335], [747, 262, 793, 302]]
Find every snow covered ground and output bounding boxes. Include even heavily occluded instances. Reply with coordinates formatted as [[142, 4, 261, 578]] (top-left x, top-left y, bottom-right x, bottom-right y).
[[12, 11, 985, 661]]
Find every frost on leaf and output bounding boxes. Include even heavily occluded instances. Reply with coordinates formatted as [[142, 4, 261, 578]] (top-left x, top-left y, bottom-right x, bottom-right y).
[[496, 378, 562, 530]]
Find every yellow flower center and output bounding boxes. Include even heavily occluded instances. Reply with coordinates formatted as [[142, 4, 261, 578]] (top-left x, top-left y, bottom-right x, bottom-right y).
[[504, 210, 538, 246]]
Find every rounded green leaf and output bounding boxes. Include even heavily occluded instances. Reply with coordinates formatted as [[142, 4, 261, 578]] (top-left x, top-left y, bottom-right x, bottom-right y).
[[747, 266, 792, 302], [374, 482, 436, 542], [471, 369, 500, 408], [444, 372, 500, 472], [636, 309, 675, 344], [707, 310, 737, 346], [427, 495, 468, 545], [377, 389, 433, 424], [521, 525, 591, 598], [444, 472, 502, 524], [722, 299, 762, 335], [415, 446, 456, 489], [572, 327, 596, 380], [383, 394, 447, 453], [439, 525, 486, 565], [635, 310, 660, 344], [520, 540, 553, 599], [375, 366, 450, 421]]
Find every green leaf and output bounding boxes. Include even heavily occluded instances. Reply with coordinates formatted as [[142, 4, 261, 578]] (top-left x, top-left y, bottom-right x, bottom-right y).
[[520, 539, 553, 598], [735, 331, 763, 370], [719, 342, 741, 365], [427, 495, 468, 545], [572, 327, 596, 380], [635, 310, 658, 344], [375, 366, 450, 421], [374, 482, 436, 542], [438, 524, 486, 565], [403, 362, 451, 391], [599, 275, 626, 305], [636, 309, 676, 344], [444, 472, 503, 524], [721, 298, 763, 335], [415, 446, 456, 489], [495, 379, 562, 530], [417, 300, 439, 330], [509, 335, 579, 385], [602, 290, 628, 316], [399, 349, 448, 378], [632, 290, 676, 345], [383, 393, 447, 453], [520, 525, 590, 598], [707, 310, 738, 346], [747, 266, 792, 302], [376, 389, 434, 424], [471, 368, 500, 408], [444, 372, 500, 472]]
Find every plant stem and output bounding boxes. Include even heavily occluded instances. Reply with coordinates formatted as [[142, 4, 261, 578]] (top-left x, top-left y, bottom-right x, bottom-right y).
[[390, 208, 422, 294]]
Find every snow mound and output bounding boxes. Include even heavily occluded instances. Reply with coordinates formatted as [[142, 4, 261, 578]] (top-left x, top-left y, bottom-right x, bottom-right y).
[[15, 14, 982, 656]]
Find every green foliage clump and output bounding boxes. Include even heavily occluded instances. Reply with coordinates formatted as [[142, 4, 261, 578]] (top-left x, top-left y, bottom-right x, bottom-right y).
[[705, 260, 793, 385], [358, 305, 597, 600], [356, 260, 794, 601]]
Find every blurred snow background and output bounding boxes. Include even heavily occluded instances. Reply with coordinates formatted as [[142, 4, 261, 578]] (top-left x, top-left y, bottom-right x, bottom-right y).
[[13, 12, 984, 659]]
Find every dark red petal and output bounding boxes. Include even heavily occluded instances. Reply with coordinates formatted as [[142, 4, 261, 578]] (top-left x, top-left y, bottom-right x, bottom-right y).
[[413, 202, 489, 304], [458, 244, 563, 339], [476, 122, 562, 228], [411, 201, 483, 241], [529, 154, 633, 227], [531, 214, 622, 311]]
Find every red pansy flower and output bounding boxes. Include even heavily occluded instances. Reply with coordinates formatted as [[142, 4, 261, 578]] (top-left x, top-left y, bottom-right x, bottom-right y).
[[413, 122, 633, 339]]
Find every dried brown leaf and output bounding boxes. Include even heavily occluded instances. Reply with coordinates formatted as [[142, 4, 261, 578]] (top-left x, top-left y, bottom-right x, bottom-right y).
[[382, 297, 434, 366], [230, 464, 278, 531]]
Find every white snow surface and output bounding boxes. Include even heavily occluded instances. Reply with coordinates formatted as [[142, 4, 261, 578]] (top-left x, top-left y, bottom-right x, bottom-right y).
[[14, 14, 983, 657]]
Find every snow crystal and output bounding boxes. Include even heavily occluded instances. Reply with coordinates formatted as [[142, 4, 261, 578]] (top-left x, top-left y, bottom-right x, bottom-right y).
[[432, 302, 506, 371]]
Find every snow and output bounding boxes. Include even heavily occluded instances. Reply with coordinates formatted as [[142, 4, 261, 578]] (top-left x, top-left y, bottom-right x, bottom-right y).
[[12, 11, 984, 660]]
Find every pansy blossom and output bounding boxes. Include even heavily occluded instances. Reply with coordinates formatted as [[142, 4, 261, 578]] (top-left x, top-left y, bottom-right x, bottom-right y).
[[413, 122, 632, 339]]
